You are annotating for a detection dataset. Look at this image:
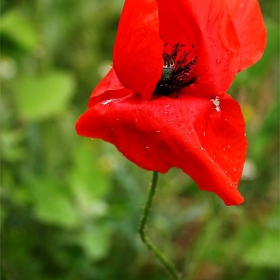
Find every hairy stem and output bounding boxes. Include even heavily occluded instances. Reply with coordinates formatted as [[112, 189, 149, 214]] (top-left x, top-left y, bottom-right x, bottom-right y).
[[139, 171, 180, 280]]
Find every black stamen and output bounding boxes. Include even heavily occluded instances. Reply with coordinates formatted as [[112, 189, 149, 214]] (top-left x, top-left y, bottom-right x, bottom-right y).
[[154, 42, 197, 97]]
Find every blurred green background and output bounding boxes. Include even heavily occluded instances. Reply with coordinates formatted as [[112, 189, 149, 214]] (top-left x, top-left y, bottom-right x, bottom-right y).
[[1, 0, 279, 279]]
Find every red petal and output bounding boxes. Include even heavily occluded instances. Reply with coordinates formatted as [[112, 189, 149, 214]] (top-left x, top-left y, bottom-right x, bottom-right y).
[[226, 0, 267, 71], [113, 0, 163, 100], [76, 93, 247, 206], [156, 0, 240, 98], [87, 67, 134, 107]]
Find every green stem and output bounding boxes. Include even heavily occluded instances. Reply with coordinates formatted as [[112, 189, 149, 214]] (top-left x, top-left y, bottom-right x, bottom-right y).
[[139, 171, 181, 280]]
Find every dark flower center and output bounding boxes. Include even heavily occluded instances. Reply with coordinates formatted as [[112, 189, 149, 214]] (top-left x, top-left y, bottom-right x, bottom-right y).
[[154, 42, 197, 97]]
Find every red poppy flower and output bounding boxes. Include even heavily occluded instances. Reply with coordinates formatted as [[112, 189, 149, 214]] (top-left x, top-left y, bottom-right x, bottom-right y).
[[76, 0, 266, 205]]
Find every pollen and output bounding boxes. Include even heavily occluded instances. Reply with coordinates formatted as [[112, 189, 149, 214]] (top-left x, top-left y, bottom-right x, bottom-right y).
[[211, 96, 221, 112]]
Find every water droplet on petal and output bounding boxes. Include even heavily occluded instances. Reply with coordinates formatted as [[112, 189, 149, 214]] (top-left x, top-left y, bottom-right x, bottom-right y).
[[188, 129, 194, 135], [101, 99, 114, 105], [229, 183, 237, 188]]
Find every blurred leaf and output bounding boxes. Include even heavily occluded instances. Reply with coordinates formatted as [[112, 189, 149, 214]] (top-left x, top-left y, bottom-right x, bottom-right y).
[[14, 71, 75, 120], [0, 205, 6, 228], [242, 230, 279, 268], [1, 130, 26, 162], [70, 142, 111, 216], [77, 224, 112, 260], [26, 177, 80, 229], [251, 103, 278, 161], [255, 18, 280, 71], [0, 9, 39, 51]]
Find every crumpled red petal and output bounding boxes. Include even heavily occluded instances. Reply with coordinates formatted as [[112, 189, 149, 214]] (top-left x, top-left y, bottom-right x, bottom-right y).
[[87, 67, 134, 107], [113, 0, 163, 100], [156, 0, 240, 98], [76, 90, 247, 206], [226, 0, 267, 71]]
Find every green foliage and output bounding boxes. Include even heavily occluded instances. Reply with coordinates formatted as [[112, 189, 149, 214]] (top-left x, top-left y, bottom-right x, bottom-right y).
[[15, 71, 75, 120], [1, 1, 279, 280], [1, 9, 39, 52]]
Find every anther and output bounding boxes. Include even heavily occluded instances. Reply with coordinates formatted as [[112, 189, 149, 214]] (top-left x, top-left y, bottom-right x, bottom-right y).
[[161, 53, 174, 82]]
